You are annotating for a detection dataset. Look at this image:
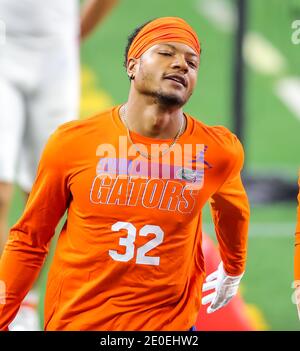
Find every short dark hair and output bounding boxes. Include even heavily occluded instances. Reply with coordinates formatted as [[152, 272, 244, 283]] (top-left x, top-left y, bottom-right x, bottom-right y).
[[123, 20, 152, 69]]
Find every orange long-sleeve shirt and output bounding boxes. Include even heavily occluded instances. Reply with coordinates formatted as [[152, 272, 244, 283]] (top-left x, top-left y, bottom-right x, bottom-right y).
[[0, 105, 250, 330]]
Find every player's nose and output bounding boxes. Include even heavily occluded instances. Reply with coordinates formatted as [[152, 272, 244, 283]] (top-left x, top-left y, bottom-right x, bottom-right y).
[[170, 54, 189, 73]]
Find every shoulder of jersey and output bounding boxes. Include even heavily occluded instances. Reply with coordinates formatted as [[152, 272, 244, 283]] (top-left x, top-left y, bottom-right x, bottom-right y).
[[46, 108, 115, 157], [54, 108, 114, 136], [192, 117, 241, 151]]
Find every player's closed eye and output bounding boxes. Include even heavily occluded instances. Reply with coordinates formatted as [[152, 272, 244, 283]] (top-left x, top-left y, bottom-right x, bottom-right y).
[[187, 61, 197, 69], [158, 51, 173, 56], [159, 51, 197, 69]]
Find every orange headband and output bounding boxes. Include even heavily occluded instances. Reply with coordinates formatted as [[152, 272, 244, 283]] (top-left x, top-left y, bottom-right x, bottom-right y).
[[127, 17, 200, 65]]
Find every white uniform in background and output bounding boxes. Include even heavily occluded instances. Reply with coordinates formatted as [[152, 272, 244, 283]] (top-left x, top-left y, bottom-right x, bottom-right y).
[[0, 0, 80, 330], [0, 0, 80, 192]]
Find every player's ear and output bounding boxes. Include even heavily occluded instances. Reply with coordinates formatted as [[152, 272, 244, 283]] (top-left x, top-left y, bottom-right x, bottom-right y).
[[127, 58, 138, 80]]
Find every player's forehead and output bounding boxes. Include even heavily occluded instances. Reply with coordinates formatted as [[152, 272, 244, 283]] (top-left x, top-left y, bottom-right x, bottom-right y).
[[146, 42, 199, 58]]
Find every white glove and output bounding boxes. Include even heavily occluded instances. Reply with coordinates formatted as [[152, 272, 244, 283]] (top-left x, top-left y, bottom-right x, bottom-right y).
[[295, 286, 300, 320], [201, 262, 244, 313]]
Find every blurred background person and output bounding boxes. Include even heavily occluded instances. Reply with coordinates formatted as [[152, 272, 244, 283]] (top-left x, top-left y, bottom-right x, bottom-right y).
[[0, 0, 119, 330]]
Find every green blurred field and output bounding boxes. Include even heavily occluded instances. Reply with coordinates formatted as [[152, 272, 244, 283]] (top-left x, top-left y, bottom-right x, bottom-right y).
[[9, 0, 300, 330]]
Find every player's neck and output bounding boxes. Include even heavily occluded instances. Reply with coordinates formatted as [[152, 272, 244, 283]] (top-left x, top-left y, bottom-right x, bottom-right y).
[[124, 96, 186, 140]]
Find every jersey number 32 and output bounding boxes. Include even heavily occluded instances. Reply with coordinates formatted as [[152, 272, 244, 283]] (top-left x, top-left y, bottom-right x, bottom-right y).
[[109, 221, 164, 266]]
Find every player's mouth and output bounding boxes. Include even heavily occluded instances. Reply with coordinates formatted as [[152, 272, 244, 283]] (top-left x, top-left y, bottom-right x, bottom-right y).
[[164, 74, 187, 87]]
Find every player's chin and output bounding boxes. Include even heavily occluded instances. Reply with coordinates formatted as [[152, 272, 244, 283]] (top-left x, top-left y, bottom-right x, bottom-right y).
[[156, 90, 187, 107]]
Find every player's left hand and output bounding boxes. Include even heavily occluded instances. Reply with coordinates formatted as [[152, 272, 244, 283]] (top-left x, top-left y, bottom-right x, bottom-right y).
[[201, 262, 244, 313]]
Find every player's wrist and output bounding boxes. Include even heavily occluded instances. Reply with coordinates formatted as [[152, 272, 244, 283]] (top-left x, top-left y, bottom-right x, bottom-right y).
[[221, 263, 244, 281]]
